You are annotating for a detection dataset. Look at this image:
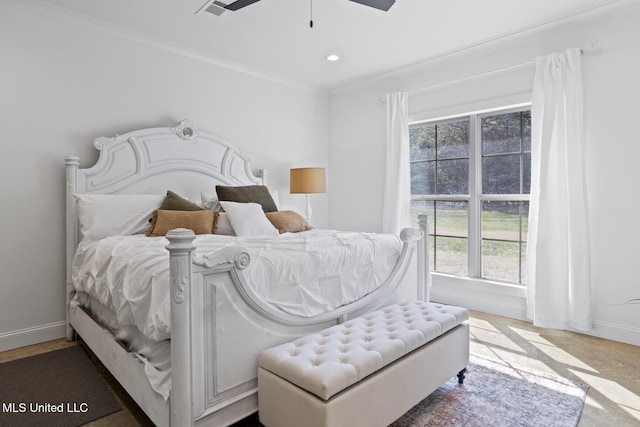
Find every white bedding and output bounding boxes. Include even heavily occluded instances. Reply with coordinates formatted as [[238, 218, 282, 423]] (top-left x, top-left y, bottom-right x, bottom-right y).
[[72, 230, 402, 342]]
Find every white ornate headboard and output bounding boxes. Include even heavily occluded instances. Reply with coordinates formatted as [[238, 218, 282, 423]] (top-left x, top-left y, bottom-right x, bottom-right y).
[[66, 119, 265, 196], [64, 119, 266, 320]]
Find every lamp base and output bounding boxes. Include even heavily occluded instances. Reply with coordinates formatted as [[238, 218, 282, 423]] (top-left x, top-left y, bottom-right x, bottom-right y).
[[305, 194, 312, 225]]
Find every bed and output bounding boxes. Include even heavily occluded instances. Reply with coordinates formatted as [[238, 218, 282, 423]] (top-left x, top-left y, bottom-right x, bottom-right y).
[[64, 119, 431, 427]]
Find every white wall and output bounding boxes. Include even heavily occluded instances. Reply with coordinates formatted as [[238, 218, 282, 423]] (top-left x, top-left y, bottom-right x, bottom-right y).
[[328, 5, 640, 345], [0, 3, 328, 350]]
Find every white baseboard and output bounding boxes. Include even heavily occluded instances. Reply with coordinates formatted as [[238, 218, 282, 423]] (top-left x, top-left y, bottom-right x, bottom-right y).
[[430, 274, 640, 347], [0, 321, 67, 352], [587, 320, 640, 347]]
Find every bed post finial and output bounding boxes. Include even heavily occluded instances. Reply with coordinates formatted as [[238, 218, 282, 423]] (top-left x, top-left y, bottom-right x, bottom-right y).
[[166, 229, 197, 427], [258, 169, 268, 186], [166, 229, 197, 304]]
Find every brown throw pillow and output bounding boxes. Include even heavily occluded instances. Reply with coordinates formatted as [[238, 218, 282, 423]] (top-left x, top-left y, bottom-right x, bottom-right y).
[[159, 190, 203, 211], [266, 211, 312, 234], [215, 185, 278, 213], [147, 210, 218, 237]]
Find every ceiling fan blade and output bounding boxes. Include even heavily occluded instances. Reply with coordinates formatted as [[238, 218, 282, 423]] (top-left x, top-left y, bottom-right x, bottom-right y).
[[349, 0, 395, 11], [224, 0, 262, 11]]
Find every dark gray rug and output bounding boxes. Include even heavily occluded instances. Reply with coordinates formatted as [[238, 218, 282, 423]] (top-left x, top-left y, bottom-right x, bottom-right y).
[[0, 345, 121, 427]]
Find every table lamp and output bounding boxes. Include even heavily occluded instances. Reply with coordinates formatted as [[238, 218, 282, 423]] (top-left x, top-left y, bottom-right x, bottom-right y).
[[290, 167, 326, 225]]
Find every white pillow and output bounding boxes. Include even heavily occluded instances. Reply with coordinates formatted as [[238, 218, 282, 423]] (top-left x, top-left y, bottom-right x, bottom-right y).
[[215, 213, 236, 236], [218, 201, 278, 237], [75, 194, 164, 242], [201, 192, 221, 211]]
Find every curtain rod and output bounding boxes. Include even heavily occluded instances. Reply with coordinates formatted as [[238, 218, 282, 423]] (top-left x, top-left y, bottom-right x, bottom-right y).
[[397, 41, 602, 98]]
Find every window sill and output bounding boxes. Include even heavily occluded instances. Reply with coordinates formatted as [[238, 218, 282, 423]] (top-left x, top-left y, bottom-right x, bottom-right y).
[[430, 272, 527, 320]]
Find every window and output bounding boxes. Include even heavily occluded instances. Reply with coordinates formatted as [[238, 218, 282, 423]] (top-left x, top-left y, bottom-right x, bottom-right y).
[[410, 107, 531, 285]]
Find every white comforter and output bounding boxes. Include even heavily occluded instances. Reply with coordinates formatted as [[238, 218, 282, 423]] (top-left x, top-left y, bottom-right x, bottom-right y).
[[72, 230, 402, 342]]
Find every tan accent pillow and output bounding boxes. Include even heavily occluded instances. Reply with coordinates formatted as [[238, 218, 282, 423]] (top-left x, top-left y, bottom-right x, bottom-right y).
[[266, 211, 312, 234], [147, 210, 218, 237]]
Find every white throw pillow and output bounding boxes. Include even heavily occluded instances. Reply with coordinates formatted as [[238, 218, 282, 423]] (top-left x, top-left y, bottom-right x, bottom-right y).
[[75, 194, 164, 242], [215, 213, 236, 236], [218, 201, 278, 237], [201, 191, 221, 211]]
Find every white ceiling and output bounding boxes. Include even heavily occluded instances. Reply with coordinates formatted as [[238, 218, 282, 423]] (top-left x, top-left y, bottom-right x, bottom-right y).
[[33, 0, 629, 89]]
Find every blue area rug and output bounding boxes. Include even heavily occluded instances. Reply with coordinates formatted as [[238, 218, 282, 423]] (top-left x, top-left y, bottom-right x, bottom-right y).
[[390, 354, 588, 427]]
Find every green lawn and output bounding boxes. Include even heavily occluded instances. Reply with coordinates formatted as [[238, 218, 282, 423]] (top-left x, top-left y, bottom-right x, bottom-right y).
[[410, 204, 528, 283]]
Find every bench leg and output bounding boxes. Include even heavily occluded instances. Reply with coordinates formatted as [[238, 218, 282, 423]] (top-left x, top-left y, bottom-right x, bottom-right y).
[[457, 368, 467, 384]]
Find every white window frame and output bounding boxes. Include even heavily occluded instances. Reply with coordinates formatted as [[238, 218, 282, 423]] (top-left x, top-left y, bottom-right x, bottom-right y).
[[409, 104, 531, 285]]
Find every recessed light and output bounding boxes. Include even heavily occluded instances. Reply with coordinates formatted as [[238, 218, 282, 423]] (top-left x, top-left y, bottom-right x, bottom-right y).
[[326, 54, 340, 62]]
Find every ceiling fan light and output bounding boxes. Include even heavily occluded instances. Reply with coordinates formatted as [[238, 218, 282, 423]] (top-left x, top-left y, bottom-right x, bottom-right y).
[[326, 54, 340, 62]]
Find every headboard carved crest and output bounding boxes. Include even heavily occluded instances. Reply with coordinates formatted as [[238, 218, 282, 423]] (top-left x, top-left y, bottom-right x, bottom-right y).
[[171, 119, 200, 140], [71, 119, 264, 196], [94, 136, 116, 151]]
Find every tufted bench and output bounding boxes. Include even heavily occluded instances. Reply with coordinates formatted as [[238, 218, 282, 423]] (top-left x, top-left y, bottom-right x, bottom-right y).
[[258, 300, 469, 427]]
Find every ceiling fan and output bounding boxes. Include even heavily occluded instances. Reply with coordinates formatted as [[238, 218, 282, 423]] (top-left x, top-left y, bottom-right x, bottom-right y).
[[198, 0, 395, 16]]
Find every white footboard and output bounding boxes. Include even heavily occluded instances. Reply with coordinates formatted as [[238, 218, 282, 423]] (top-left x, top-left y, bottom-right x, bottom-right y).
[[165, 219, 429, 427]]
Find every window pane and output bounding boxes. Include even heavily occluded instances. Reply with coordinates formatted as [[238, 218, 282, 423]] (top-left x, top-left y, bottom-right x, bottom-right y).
[[481, 112, 522, 155], [437, 121, 469, 159], [482, 201, 521, 241], [437, 159, 469, 195], [482, 201, 528, 284], [523, 152, 531, 194], [522, 110, 531, 152], [521, 243, 527, 284], [435, 236, 467, 276], [434, 201, 468, 275], [521, 202, 529, 243], [410, 200, 435, 235], [436, 201, 467, 238], [410, 125, 435, 161], [411, 161, 435, 195], [482, 154, 520, 194], [482, 240, 520, 283]]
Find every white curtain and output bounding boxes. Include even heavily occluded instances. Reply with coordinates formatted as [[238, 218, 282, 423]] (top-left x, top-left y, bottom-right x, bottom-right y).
[[527, 48, 592, 332], [383, 92, 411, 234]]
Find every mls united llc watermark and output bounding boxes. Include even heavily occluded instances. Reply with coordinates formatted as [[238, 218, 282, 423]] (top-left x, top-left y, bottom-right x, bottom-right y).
[[2, 402, 89, 413]]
